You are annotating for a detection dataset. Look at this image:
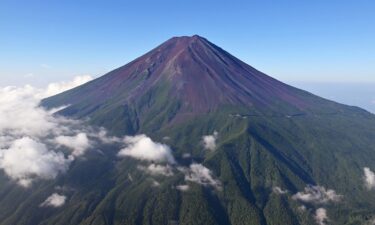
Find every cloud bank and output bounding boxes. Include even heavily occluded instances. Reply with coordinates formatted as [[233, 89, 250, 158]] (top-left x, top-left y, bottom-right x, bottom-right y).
[[40, 193, 67, 207], [202, 131, 218, 151], [292, 185, 342, 205], [0, 137, 71, 187], [118, 135, 176, 164], [0, 85, 60, 137], [0, 76, 94, 187]]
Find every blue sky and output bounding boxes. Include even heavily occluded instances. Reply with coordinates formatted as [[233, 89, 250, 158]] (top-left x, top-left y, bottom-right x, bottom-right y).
[[1, 0, 374, 85], [1, 0, 375, 111]]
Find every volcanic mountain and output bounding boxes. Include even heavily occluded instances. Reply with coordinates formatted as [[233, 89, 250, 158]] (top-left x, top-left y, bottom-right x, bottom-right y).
[[43, 35, 342, 135], [2, 35, 375, 225]]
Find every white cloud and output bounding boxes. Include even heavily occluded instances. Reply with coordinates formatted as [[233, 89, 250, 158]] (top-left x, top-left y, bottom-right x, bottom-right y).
[[0, 76, 99, 187], [176, 184, 190, 192], [40, 193, 66, 208], [151, 179, 160, 187], [273, 186, 288, 194], [314, 208, 328, 225], [128, 173, 133, 182], [118, 135, 176, 164], [0, 85, 59, 137], [298, 205, 306, 212], [43, 75, 93, 97], [203, 131, 218, 151], [292, 185, 342, 204], [182, 153, 191, 158], [184, 163, 222, 190], [55, 133, 91, 156], [95, 128, 121, 144], [364, 167, 375, 190], [0, 137, 71, 187], [0, 75, 93, 138], [138, 164, 174, 176]]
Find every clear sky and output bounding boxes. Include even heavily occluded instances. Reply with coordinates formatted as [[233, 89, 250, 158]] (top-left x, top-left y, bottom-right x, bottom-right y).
[[1, 0, 374, 87]]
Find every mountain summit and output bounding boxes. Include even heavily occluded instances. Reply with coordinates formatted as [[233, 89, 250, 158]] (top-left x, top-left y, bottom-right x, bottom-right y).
[[11, 36, 374, 225], [44, 35, 342, 134]]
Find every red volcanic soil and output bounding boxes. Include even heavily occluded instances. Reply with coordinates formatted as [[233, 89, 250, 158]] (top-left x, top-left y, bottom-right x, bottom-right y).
[[82, 36, 307, 110], [45, 35, 335, 120]]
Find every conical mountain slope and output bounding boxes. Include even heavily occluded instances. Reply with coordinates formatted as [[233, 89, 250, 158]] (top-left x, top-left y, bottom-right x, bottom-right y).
[[46, 35, 309, 109], [1, 36, 375, 225], [43, 35, 343, 135]]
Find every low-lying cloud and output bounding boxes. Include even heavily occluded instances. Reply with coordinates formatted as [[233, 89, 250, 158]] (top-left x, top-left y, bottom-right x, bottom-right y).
[[0, 76, 94, 187], [44, 75, 93, 97], [138, 164, 174, 177], [118, 135, 176, 164], [0, 75, 225, 193], [55, 133, 91, 157], [292, 185, 342, 205], [40, 193, 67, 208], [0, 85, 60, 137], [273, 186, 288, 195], [314, 208, 328, 225], [176, 184, 190, 192], [0, 137, 72, 187], [202, 131, 218, 151], [364, 167, 375, 190], [184, 163, 222, 190]]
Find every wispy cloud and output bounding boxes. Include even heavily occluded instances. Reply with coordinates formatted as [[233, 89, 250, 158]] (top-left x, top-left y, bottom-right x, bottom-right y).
[[202, 131, 218, 151], [138, 164, 174, 176], [40, 193, 66, 207], [292, 185, 342, 204], [183, 163, 222, 190], [176, 184, 190, 192], [44, 75, 93, 97], [151, 179, 160, 187], [314, 208, 328, 225], [273, 186, 288, 195], [364, 167, 375, 190]]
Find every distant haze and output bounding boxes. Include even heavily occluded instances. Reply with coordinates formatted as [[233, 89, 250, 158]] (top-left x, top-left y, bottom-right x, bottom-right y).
[[292, 82, 375, 114]]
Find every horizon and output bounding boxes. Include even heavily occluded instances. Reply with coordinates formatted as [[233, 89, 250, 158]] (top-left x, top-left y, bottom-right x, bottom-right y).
[[1, 1, 374, 112], [1, 1, 374, 85], [0, 29, 375, 113]]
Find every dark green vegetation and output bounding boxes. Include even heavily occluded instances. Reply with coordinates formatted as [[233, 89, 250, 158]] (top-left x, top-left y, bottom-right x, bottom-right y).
[[1, 36, 375, 225]]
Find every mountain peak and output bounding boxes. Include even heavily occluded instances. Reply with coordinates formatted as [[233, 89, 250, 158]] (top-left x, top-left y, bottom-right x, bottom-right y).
[[44, 36, 327, 126], [169, 34, 205, 42], [154, 34, 208, 55]]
